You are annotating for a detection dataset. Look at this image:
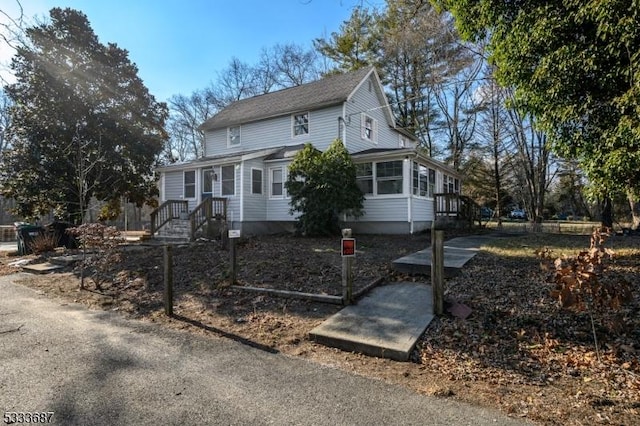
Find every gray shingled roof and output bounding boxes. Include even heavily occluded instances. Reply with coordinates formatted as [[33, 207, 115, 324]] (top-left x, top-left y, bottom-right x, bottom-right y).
[[199, 67, 375, 131]]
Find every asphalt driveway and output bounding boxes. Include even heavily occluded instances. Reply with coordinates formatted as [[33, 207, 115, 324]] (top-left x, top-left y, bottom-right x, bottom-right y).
[[0, 274, 528, 425]]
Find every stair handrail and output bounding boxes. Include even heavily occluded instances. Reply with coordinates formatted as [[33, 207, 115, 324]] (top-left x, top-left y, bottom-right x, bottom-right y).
[[150, 200, 189, 235], [188, 197, 227, 241]]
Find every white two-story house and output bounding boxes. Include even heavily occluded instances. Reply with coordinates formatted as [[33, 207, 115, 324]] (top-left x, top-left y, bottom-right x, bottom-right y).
[[155, 67, 461, 235]]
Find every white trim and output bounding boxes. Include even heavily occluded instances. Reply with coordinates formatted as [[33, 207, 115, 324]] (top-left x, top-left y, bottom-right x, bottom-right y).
[[239, 162, 244, 221], [269, 166, 285, 199], [361, 113, 378, 144], [227, 125, 241, 147], [201, 167, 214, 202], [250, 167, 263, 195], [182, 169, 197, 200], [291, 111, 310, 138], [160, 173, 166, 202], [220, 164, 236, 196], [342, 103, 347, 149]]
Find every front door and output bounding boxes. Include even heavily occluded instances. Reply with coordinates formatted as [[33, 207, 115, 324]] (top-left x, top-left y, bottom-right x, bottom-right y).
[[201, 167, 214, 201]]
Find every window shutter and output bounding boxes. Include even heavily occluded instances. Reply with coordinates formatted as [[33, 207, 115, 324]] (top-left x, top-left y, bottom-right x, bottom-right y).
[[361, 113, 366, 139], [373, 119, 378, 143]]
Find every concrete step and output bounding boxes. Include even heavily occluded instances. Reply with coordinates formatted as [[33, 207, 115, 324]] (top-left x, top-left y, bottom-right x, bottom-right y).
[[391, 235, 496, 276], [309, 282, 434, 362], [22, 262, 64, 274]]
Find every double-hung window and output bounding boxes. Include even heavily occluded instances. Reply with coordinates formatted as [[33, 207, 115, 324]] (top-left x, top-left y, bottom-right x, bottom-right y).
[[292, 112, 309, 137], [228, 126, 241, 146], [355, 163, 373, 195], [183, 170, 196, 199], [361, 113, 377, 143], [221, 165, 235, 196], [270, 167, 284, 197], [251, 168, 263, 195], [376, 161, 403, 194]]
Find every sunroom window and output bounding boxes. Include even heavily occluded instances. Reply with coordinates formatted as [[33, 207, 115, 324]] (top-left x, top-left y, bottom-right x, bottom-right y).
[[376, 161, 403, 194], [412, 162, 428, 197], [355, 162, 373, 195]]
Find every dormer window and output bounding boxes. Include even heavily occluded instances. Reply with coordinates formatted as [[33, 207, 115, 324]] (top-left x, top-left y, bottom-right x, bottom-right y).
[[228, 126, 241, 146], [361, 113, 377, 143], [292, 112, 309, 137]]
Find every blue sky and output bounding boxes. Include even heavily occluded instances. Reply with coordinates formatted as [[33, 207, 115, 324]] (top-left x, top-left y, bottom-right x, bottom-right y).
[[0, 0, 385, 102]]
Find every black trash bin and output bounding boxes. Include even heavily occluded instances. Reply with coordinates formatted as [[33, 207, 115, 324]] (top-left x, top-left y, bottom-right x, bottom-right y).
[[16, 224, 45, 255]]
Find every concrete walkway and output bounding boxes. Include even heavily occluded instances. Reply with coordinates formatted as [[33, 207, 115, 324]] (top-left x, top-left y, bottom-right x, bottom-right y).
[[310, 234, 499, 361], [391, 234, 500, 276]]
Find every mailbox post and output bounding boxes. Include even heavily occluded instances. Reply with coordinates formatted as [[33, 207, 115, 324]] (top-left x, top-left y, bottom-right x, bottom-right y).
[[228, 229, 240, 285], [341, 229, 355, 304]]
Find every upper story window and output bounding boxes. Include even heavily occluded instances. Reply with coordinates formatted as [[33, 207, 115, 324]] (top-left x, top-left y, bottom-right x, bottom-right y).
[[228, 126, 241, 147], [292, 112, 309, 137], [361, 113, 377, 143]]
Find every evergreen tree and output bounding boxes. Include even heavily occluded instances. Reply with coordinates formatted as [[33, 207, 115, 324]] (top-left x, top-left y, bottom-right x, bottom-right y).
[[1, 8, 168, 223], [286, 140, 364, 236]]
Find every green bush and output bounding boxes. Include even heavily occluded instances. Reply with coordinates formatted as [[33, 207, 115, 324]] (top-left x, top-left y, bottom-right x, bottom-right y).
[[286, 140, 364, 236]]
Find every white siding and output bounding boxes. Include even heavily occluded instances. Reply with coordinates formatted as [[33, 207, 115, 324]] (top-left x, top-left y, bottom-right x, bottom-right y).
[[344, 75, 398, 153], [242, 158, 266, 221], [163, 171, 183, 201], [265, 160, 296, 221], [204, 105, 343, 157], [411, 197, 434, 221], [360, 196, 408, 221]]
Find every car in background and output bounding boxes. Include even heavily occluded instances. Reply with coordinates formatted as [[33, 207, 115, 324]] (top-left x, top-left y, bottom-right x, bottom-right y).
[[509, 209, 527, 220], [480, 207, 493, 219]]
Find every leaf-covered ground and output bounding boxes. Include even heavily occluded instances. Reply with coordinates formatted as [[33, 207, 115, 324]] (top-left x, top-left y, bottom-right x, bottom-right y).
[[3, 230, 639, 425]]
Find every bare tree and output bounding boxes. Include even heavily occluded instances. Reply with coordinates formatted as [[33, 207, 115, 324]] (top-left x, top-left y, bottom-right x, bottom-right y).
[[215, 57, 258, 104], [434, 56, 483, 170], [0, 91, 11, 155], [273, 43, 320, 86], [0, 0, 27, 85], [505, 94, 555, 224], [378, 0, 473, 157], [465, 68, 511, 218], [166, 89, 217, 162]]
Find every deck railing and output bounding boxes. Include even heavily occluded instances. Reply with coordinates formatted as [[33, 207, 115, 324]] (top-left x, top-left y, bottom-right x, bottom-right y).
[[150, 200, 189, 235], [434, 193, 482, 228], [189, 197, 227, 241]]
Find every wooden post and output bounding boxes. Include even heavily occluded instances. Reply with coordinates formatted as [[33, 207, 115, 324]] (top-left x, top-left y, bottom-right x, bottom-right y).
[[230, 236, 237, 285], [341, 228, 354, 304], [431, 228, 444, 316], [164, 245, 173, 317], [342, 257, 353, 304]]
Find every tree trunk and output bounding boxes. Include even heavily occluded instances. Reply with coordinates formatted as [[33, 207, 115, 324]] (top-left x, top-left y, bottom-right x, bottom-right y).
[[601, 196, 613, 228], [628, 191, 640, 230]]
